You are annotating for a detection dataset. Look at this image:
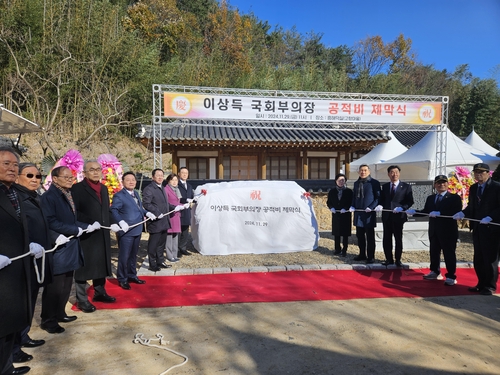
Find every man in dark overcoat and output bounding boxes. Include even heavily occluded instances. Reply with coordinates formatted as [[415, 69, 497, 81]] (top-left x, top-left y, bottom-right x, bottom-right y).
[[0, 147, 31, 375], [454, 163, 500, 295], [177, 167, 194, 256], [40, 166, 90, 334], [350, 164, 381, 264], [376, 165, 414, 267], [72, 160, 119, 313]]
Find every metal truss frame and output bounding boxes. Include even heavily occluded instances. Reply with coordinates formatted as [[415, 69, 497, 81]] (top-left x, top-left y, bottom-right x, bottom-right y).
[[152, 85, 449, 175]]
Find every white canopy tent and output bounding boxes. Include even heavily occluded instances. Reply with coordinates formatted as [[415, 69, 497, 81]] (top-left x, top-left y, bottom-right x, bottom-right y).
[[376, 128, 500, 181], [464, 129, 499, 157], [348, 131, 407, 180]]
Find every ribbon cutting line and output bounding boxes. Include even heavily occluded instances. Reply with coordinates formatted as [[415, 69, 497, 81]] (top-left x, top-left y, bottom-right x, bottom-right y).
[[340, 208, 500, 226], [6, 198, 204, 283]]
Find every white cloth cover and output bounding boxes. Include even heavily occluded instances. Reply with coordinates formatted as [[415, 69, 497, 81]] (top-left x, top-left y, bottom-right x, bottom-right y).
[[191, 181, 319, 255]]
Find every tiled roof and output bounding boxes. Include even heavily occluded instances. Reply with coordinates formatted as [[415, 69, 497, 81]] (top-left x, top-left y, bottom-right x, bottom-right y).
[[391, 131, 428, 148], [137, 123, 390, 147]]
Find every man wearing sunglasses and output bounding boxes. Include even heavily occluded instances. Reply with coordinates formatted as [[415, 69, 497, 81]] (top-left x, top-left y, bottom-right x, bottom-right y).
[[71, 160, 119, 313]]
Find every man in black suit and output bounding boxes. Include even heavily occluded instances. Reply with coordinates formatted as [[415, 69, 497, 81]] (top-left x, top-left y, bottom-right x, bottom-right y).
[[376, 165, 414, 267], [453, 163, 500, 295], [0, 147, 31, 375], [177, 167, 194, 256], [408, 175, 462, 286], [142, 169, 181, 269]]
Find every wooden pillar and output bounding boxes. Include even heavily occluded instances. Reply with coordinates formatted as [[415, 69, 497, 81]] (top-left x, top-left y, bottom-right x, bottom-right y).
[[302, 149, 308, 179], [171, 149, 178, 174], [345, 151, 351, 176], [218, 149, 224, 179], [261, 150, 267, 179]]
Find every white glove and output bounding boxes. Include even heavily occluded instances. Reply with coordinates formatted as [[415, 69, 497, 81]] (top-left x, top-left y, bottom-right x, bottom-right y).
[[110, 224, 121, 233], [119, 220, 129, 233], [0, 254, 11, 270], [365, 207, 372, 213], [429, 211, 440, 218], [29, 242, 44, 259], [55, 234, 70, 246], [77, 227, 84, 237], [406, 209, 416, 217], [86, 224, 96, 233], [187, 198, 194, 203], [340, 208, 346, 214], [349, 206, 355, 212], [375, 205, 383, 212], [330, 208, 336, 213], [91, 221, 101, 231], [453, 211, 465, 220], [146, 212, 157, 220], [158, 213, 165, 219], [393, 207, 403, 213], [183, 203, 190, 209], [174, 205, 185, 212], [480, 216, 492, 224]]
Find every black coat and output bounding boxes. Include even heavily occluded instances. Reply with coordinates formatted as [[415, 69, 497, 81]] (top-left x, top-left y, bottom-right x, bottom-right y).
[[142, 182, 173, 233], [14, 184, 53, 287], [351, 176, 381, 228], [463, 178, 500, 233], [379, 181, 414, 224], [0, 185, 31, 338], [420, 192, 462, 242], [327, 187, 353, 236], [71, 179, 115, 280], [41, 184, 85, 275], [178, 180, 194, 226]]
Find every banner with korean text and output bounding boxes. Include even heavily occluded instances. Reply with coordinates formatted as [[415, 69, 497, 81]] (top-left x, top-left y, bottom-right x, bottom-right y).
[[191, 181, 319, 255], [164, 92, 442, 125]]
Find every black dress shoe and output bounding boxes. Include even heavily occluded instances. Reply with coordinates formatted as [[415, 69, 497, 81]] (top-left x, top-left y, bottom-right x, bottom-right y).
[[128, 277, 146, 284], [480, 288, 494, 295], [119, 281, 131, 290], [353, 255, 367, 261], [148, 266, 161, 272], [366, 258, 375, 264], [77, 301, 96, 313], [40, 323, 65, 334], [180, 250, 192, 256], [341, 252, 347, 257], [9, 366, 31, 375], [58, 315, 77, 323], [22, 339, 45, 348], [468, 286, 481, 292], [13, 350, 33, 363], [395, 261, 403, 267], [93, 294, 116, 303], [158, 262, 172, 269], [333, 249, 342, 255], [381, 261, 394, 266]]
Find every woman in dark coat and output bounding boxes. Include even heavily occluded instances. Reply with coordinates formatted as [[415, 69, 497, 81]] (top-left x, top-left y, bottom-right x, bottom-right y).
[[12, 163, 62, 360], [327, 173, 353, 256]]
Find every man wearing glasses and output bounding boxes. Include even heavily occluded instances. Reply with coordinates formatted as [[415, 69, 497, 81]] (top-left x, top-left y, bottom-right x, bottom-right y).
[[453, 163, 500, 295], [71, 161, 119, 313]]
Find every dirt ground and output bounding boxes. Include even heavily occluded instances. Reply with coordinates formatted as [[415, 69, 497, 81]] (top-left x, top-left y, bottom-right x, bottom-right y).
[[25, 294, 500, 375], [20, 230, 500, 375]]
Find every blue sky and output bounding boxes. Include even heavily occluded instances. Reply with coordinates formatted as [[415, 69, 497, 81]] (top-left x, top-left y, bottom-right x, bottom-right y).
[[228, 0, 500, 82]]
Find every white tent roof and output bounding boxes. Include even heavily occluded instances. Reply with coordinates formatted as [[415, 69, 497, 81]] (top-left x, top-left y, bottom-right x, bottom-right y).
[[349, 131, 407, 180], [376, 128, 500, 180], [464, 130, 499, 156]]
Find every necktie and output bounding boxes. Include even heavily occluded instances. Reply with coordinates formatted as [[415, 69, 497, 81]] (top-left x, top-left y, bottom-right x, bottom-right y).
[[391, 183, 396, 198], [478, 185, 483, 203], [436, 194, 442, 204]]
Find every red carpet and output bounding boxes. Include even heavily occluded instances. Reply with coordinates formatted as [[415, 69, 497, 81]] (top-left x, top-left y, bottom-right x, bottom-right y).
[[75, 268, 483, 310]]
